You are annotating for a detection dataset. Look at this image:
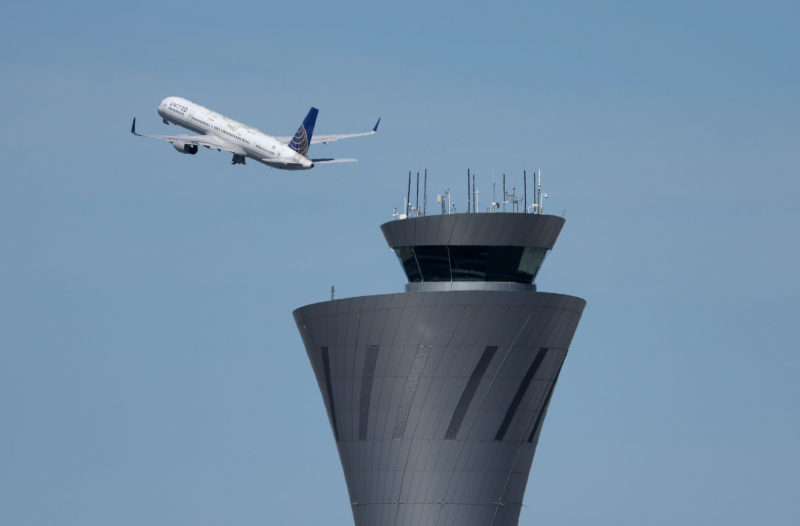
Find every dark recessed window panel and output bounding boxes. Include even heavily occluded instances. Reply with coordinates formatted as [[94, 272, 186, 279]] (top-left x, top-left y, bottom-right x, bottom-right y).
[[414, 246, 452, 282], [393, 246, 547, 284], [394, 246, 422, 282]]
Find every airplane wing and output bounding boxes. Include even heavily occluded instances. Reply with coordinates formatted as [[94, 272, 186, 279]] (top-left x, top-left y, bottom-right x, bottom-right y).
[[311, 158, 358, 164], [275, 118, 380, 145], [130, 118, 244, 154]]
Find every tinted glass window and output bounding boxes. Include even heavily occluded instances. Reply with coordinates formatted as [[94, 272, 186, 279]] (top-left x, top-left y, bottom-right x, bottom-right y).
[[518, 247, 547, 277], [394, 247, 422, 282], [485, 246, 526, 281], [394, 245, 547, 284], [414, 246, 452, 282], [450, 245, 488, 281]]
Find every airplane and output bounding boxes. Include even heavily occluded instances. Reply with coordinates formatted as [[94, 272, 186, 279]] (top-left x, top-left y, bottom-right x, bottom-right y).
[[131, 97, 379, 170]]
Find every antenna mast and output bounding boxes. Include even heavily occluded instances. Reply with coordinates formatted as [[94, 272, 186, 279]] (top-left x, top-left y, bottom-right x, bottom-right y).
[[424, 169, 427, 216], [406, 171, 411, 217], [416, 172, 420, 217], [472, 172, 476, 213], [537, 169, 541, 214], [503, 174, 506, 213], [467, 169, 471, 214], [524, 170, 527, 213]]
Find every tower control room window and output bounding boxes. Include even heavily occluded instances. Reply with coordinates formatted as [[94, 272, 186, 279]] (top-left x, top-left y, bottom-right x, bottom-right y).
[[393, 246, 547, 284], [414, 246, 451, 282], [394, 246, 422, 282]]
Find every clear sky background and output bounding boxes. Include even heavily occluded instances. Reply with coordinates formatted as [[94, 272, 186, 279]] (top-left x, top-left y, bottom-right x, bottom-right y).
[[1, 1, 798, 525]]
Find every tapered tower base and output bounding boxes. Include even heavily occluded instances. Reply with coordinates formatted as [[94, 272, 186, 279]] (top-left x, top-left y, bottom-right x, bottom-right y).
[[294, 290, 585, 526]]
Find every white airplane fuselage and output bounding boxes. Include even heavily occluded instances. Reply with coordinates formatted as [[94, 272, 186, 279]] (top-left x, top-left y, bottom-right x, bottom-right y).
[[158, 96, 314, 170]]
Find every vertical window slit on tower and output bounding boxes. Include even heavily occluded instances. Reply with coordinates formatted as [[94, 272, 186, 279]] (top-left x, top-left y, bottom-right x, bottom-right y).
[[444, 345, 498, 440], [321, 346, 339, 442], [494, 348, 548, 441], [358, 345, 380, 441], [527, 360, 564, 443], [393, 345, 432, 439]]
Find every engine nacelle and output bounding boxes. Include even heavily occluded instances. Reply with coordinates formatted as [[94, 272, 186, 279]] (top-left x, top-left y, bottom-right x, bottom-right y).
[[171, 141, 198, 155]]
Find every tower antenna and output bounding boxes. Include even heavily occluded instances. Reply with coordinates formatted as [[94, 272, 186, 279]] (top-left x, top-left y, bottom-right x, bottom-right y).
[[472, 171, 476, 213], [424, 169, 427, 216], [407, 171, 411, 217], [467, 169, 471, 214], [416, 172, 420, 217], [524, 170, 527, 213], [537, 169, 541, 214]]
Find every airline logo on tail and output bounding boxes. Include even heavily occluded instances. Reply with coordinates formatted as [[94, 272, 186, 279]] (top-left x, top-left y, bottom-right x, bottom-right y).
[[288, 107, 319, 156]]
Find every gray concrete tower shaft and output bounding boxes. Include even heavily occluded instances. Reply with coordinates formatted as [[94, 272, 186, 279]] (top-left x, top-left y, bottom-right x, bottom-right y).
[[293, 214, 585, 526]]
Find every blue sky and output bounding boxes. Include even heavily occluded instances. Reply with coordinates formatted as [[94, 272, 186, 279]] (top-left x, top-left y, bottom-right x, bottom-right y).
[[1, 2, 798, 525]]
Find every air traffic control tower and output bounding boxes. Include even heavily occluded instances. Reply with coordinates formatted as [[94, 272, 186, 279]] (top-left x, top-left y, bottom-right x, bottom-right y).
[[293, 209, 586, 526]]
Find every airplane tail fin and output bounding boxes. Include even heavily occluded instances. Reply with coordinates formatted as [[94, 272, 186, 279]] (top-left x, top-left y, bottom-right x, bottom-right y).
[[288, 107, 318, 156]]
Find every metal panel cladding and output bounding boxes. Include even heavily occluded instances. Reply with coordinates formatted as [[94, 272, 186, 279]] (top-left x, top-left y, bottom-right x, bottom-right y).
[[293, 291, 585, 526]]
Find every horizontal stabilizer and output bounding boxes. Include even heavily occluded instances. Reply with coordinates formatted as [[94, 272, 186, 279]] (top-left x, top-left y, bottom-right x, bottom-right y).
[[311, 158, 358, 164], [275, 117, 380, 145]]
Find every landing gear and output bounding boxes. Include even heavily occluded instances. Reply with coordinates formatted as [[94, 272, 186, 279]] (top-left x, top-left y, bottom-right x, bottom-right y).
[[231, 154, 246, 165], [162, 118, 169, 125]]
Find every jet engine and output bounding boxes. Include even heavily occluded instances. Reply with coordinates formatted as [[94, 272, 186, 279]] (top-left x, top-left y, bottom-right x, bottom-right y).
[[171, 141, 198, 155]]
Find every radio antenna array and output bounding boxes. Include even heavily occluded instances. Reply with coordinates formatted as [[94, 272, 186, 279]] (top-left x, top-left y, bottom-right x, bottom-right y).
[[392, 167, 550, 218]]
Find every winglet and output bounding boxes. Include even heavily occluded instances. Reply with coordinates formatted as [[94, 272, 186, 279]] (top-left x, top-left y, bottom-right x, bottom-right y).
[[131, 118, 137, 135], [373, 118, 381, 133]]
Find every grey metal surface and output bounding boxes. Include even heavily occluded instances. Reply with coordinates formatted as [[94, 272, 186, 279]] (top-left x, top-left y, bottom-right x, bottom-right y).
[[359, 345, 381, 440], [293, 290, 585, 526], [444, 345, 498, 440], [494, 348, 548, 441], [393, 345, 433, 439], [381, 214, 565, 249], [405, 282, 537, 293]]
